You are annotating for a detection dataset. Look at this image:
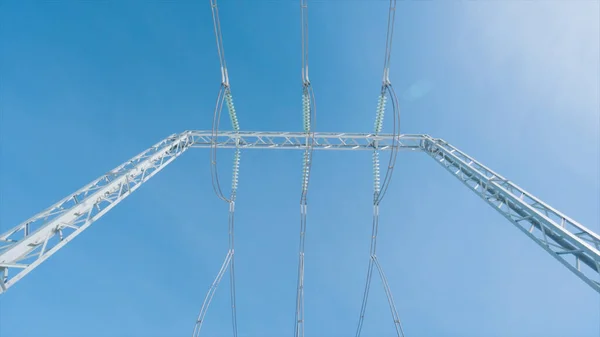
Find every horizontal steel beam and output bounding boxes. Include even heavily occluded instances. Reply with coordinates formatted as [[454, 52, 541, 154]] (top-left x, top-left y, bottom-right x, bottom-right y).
[[187, 131, 426, 150]]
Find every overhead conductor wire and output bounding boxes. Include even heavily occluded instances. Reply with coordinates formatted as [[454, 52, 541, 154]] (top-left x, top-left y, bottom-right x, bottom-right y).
[[294, 1, 316, 337], [355, 1, 406, 337], [194, 1, 240, 336]]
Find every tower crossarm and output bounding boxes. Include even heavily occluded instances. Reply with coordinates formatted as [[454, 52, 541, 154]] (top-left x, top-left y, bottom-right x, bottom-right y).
[[0, 132, 194, 294], [422, 136, 600, 293], [189, 131, 425, 151]]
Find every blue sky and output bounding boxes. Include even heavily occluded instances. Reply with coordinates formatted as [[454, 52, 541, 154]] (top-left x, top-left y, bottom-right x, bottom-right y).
[[1, 0, 599, 336]]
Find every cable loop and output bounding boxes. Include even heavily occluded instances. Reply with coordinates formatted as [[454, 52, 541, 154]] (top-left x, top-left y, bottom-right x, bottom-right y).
[[197, 2, 242, 337], [356, 1, 405, 337]]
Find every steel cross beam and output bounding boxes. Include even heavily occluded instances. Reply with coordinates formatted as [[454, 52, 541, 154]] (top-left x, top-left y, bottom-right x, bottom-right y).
[[1, 131, 598, 294], [187, 130, 425, 150], [0, 132, 193, 293], [422, 136, 600, 293]]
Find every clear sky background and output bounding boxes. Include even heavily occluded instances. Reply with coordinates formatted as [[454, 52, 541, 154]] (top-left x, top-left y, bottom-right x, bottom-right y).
[[1, 0, 599, 336]]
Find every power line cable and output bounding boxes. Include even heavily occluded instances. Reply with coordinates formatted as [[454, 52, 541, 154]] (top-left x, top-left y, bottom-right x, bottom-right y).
[[355, 1, 406, 336]]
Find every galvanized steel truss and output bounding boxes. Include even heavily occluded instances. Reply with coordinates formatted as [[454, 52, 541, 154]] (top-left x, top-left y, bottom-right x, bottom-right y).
[[1, 131, 598, 294]]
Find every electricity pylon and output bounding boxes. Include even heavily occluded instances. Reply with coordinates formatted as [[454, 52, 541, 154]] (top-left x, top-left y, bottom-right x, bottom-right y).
[[1, 130, 599, 295]]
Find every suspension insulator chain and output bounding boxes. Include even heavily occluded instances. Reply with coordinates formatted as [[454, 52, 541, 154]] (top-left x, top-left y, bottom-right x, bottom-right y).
[[225, 90, 240, 132], [301, 154, 309, 194], [301, 90, 312, 195], [302, 91, 311, 133], [373, 93, 386, 200], [231, 149, 241, 196], [224, 88, 241, 198], [373, 151, 381, 197], [374, 94, 387, 135]]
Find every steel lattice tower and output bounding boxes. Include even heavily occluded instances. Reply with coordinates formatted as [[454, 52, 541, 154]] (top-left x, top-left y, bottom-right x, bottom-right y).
[[2, 131, 599, 295]]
